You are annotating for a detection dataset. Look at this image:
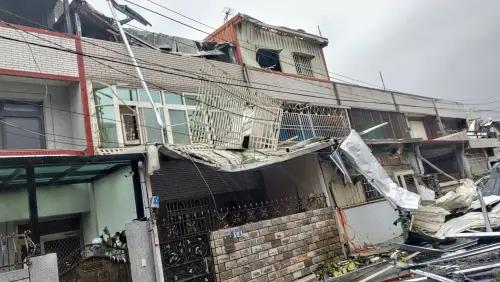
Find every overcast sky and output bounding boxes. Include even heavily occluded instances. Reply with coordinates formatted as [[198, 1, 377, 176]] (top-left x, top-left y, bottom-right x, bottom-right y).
[[89, 0, 500, 119]]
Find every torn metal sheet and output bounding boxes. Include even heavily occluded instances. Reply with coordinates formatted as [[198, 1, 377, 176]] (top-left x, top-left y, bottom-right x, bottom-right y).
[[391, 243, 444, 254], [159, 138, 336, 172], [435, 204, 500, 238], [483, 163, 500, 197], [453, 262, 500, 275], [340, 130, 420, 209], [329, 149, 352, 184], [410, 270, 454, 282]]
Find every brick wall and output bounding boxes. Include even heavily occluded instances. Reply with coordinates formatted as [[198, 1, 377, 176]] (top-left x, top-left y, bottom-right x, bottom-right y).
[[0, 26, 78, 77], [210, 207, 342, 282], [82, 38, 246, 93]]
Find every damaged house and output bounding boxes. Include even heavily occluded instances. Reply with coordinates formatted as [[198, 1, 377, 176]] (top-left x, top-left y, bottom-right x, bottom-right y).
[[0, 1, 499, 281]]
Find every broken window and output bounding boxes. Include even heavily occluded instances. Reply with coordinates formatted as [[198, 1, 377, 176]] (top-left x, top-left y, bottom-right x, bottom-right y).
[[94, 86, 198, 147], [293, 53, 314, 77], [256, 49, 282, 72], [120, 106, 141, 145]]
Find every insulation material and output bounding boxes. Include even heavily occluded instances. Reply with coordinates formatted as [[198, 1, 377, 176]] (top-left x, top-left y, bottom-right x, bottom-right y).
[[433, 179, 477, 211], [340, 130, 420, 209], [434, 209, 500, 238], [470, 195, 500, 210], [417, 185, 436, 202], [412, 206, 450, 232]]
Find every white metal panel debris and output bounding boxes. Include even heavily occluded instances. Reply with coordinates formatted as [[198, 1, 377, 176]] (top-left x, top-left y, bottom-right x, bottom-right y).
[[159, 138, 336, 172], [339, 130, 421, 209]]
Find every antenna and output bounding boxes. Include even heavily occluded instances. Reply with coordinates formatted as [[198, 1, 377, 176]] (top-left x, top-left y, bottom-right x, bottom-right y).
[[222, 7, 235, 23], [222, 7, 236, 42]]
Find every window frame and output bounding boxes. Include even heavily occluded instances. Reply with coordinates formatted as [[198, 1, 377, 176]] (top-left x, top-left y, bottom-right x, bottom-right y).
[[95, 85, 198, 147], [0, 101, 46, 150], [292, 53, 315, 77]]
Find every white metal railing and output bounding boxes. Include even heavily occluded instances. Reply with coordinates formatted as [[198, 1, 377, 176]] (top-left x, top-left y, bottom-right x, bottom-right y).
[[279, 109, 351, 141]]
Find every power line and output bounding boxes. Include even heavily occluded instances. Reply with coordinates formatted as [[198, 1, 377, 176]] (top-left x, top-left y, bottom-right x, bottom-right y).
[[0, 8, 408, 107], [0, 13, 483, 115], [140, 0, 385, 89], [0, 29, 480, 114]]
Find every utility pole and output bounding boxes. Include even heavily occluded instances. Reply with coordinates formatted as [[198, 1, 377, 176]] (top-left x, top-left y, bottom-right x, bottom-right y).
[[106, 0, 165, 143]]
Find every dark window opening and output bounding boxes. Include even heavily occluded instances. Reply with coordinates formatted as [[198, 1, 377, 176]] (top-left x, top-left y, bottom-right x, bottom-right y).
[[256, 49, 282, 72], [350, 108, 409, 140], [0, 101, 45, 149]]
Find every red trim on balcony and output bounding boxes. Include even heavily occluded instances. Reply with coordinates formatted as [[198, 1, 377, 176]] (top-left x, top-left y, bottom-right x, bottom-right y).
[[75, 37, 94, 155], [245, 66, 333, 83], [0, 150, 86, 156], [0, 69, 79, 81], [0, 22, 74, 39]]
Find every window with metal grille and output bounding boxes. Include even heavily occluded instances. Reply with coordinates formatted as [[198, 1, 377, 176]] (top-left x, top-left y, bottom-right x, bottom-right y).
[[293, 54, 314, 77], [361, 177, 383, 201]]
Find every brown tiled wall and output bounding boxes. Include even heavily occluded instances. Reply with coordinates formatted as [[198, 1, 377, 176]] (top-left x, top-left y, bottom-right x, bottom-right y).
[[210, 207, 342, 282]]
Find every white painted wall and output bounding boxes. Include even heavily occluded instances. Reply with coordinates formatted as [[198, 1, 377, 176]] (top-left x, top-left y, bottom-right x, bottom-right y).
[[336, 84, 397, 112], [261, 154, 324, 199], [0, 78, 86, 151], [341, 200, 401, 248], [0, 184, 90, 222], [238, 21, 328, 79], [93, 166, 136, 234]]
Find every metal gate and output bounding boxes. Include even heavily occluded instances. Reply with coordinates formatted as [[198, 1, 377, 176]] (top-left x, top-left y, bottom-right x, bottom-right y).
[[157, 197, 216, 282]]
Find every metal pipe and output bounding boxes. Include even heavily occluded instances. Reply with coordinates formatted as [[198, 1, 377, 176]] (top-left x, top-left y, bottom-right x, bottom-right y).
[[391, 243, 444, 254], [477, 188, 493, 232], [417, 243, 500, 266], [106, 0, 166, 143], [453, 262, 500, 275], [446, 232, 500, 238], [444, 240, 478, 252], [410, 269, 454, 282]]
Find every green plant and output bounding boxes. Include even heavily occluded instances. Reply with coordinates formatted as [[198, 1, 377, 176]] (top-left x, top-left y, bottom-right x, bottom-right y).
[[100, 226, 120, 253]]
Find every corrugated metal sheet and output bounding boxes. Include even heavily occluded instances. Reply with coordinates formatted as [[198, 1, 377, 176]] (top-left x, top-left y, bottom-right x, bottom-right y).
[[150, 160, 263, 201], [238, 21, 328, 79]]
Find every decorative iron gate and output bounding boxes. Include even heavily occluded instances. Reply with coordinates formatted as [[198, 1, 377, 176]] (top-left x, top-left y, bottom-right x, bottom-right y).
[[157, 197, 216, 282]]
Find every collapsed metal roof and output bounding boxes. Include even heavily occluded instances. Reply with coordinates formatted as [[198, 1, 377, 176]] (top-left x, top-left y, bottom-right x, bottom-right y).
[[159, 138, 336, 172]]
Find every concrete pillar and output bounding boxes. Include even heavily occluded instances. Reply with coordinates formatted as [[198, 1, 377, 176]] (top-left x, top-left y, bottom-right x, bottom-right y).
[[126, 221, 156, 282], [29, 253, 59, 282]]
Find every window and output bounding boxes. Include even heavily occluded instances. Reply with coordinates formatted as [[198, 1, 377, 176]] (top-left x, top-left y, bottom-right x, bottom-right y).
[[256, 49, 282, 72], [293, 53, 314, 77], [94, 86, 197, 147], [350, 109, 410, 140], [0, 102, 45, 149], [361, 177, 383, 201]]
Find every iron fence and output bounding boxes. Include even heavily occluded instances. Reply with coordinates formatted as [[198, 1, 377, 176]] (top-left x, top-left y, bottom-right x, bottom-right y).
[[0, 231, 37, 272], [157, 194, 327, 282]]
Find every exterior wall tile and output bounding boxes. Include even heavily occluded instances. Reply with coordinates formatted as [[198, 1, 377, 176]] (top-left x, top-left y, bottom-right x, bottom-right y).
[[211, 207, 341, 282]]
